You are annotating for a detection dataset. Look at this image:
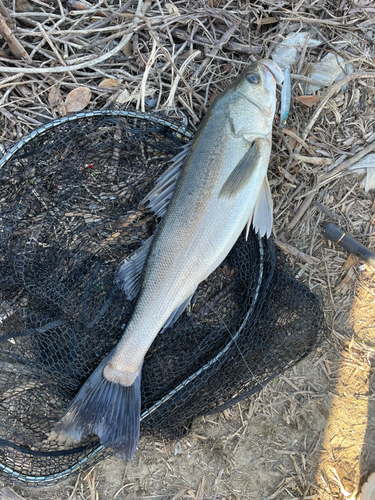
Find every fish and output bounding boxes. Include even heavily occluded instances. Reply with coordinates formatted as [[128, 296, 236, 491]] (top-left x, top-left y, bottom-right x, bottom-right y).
[[53, 58, 284, 460]]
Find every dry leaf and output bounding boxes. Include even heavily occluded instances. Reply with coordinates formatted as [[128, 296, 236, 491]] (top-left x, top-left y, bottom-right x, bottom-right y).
[[15, 0, 34, 12], [209, 91, 220, 105], [342, 254, 359, 271], [67, 0, 92, 10], [287, 126, 297, 149], [17, 84, 33, 98], [65, 87, 91, 113], [99, 78, 121, 89], [16, 0, 38, 12], [294, 95, 319, 107], [165, 2, 179, 14], [115, 89, 130, 104], [122, 40, 132, 57], [222, 63, 232, 73], [257, 16, 277, 25], [349, 153, 375, 192], [48, 85, 63, 107]]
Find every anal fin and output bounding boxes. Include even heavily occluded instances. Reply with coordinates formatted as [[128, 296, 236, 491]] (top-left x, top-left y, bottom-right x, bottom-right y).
[[161, 291, 195, 332]]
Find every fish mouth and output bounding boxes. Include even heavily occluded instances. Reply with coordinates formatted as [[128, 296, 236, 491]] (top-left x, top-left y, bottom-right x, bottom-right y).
[[258, 59, 285, 85]]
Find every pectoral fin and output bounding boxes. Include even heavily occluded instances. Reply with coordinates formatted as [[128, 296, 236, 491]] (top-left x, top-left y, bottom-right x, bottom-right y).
[[246, 176, 273, 239], [219, 141, 260, 198]]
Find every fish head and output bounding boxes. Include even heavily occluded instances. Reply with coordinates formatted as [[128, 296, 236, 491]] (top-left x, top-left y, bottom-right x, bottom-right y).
[[224, 59, 283, 139]]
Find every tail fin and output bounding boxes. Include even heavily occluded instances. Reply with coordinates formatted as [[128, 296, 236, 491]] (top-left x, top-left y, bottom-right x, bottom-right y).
[[53, 356, 141, 461]]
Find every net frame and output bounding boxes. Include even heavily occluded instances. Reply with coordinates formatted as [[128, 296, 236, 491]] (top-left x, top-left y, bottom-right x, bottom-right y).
[[0, 109, 326, 485]]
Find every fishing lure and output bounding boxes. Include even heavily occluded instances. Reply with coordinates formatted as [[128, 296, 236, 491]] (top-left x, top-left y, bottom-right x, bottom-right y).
[[279, 68, 291, 129]]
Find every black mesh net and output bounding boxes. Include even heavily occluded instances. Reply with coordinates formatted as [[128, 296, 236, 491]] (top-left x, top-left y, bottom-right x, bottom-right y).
[[0, 109, 326, 485]]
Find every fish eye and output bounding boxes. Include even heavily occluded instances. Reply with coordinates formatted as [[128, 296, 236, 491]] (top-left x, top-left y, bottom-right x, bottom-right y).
[[246, 72, 260, 84]]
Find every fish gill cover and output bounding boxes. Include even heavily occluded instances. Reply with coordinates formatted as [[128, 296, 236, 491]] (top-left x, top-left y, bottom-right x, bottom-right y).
[[0, 110, 326, 485]]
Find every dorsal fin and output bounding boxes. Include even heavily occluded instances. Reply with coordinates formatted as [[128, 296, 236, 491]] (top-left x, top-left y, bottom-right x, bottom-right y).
[[115, 145, 190, 300], [141, 143, 189, 218], [115, 235, 154, 300]]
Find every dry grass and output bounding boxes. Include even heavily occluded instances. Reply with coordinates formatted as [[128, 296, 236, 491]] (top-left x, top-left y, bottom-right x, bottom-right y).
[[1, 0, 375, 498]]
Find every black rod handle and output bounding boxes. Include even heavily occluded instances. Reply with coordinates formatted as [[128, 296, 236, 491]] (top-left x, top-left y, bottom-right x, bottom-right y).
[[322, 222, 375, 268]]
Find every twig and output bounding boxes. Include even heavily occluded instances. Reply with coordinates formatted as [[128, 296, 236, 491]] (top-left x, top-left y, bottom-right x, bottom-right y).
[[143, 17, 192, 91], [37, 22, 67, 68], [0, 12, 32, 63], [137, 39, 159, 112], [302, 71, 375, 141], [281, 128, 315, 155], [295, 139, 375, 199], [274, 239, 319, 265], [322, 139, 375, 181], [193, 21, 239, 79], [293, 154, 332, 166], [296, 32, 310, 75], [313, 201, 341, 221], [272, 130, 295, 174], [228, 41, 262, 55], [287, 191, 317, 231], [279, 15, 356, 26], [0, 107, 17, 123], [163, 50, 201, 111], [266, 0, 306, 57], [13, 111, 43, 125], [0, 0, 14, 28], [0, 4, 145, 73], [0, 73, 24, 88]]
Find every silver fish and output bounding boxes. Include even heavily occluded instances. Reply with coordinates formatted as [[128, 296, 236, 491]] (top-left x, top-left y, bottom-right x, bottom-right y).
[[54, 58, 284, 460]]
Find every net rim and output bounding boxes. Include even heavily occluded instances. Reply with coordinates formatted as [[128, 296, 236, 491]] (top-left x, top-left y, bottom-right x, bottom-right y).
[[0, 109, 193, 171]]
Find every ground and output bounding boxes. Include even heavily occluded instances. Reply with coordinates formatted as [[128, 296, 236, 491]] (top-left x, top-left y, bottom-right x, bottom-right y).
[[3, 319, 375, 500], [1, 0, 375, 498]]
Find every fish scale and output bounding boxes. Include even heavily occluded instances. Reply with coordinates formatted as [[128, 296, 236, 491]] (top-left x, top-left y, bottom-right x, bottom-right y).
[[54, 58, 284, 461]]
